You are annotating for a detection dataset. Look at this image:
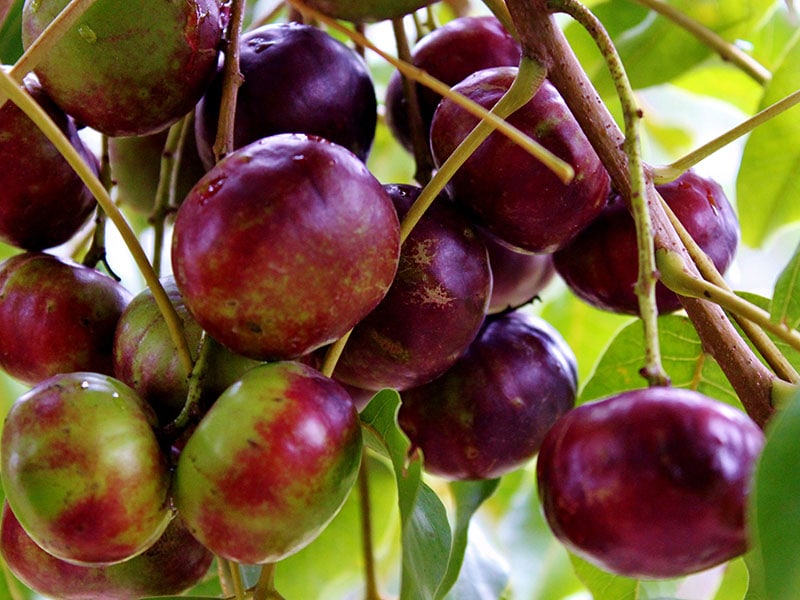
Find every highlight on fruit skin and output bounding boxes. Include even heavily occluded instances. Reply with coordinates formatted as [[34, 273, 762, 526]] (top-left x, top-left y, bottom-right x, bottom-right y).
[[536, 386, 765, 579]]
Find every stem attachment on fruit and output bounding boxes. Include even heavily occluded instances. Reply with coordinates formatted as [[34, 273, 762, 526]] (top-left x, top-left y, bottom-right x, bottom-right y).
[[0, 68, 195, 377], [253, 562, 287, 600], [550, 0, 669, 387]]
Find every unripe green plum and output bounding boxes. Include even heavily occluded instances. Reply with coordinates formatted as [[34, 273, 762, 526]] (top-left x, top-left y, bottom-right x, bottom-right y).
[[173, 361, 363, 564], [300, 0, 435, 22], [0, 372, 172, 566]]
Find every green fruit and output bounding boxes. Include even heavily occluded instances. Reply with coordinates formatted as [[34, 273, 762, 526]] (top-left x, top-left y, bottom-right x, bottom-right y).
[[300, 0, 436, 22]]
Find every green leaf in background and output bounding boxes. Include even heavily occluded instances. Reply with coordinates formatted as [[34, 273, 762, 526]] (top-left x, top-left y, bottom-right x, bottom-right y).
[[360, 390, 452, 600], [737, 31, 800, 247], [713, 558, 749, 600], [748, 388, 800, 600], [771, 240, 800, 329], [0, 0, 23, 65], [569, 553, 639, 600]]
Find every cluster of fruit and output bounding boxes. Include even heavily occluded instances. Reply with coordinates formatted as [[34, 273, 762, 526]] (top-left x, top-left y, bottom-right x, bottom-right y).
[[0, 0, 768, 597]]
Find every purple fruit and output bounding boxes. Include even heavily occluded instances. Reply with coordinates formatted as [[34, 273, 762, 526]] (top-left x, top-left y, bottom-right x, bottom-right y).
[[171, 133, 400, 361], [553, 170, 740, 314], [332, 183, 491, 391], [0, 252, 132, 385], [195, 22, 377, 169], [399, 310, 577, 480], [385, 15, 521, 153], [536, 387, 764, 579], [173, 361, 363, 564], [0, 372, 171, 566], [430, 68, 611, 253]]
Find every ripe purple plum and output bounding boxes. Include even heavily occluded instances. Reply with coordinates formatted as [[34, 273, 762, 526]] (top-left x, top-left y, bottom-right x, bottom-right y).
[[0, 372, 171, 566], [0, 252, 132, 385], [171, 133, 400, 361], [553, 169, 740, 314], [536, 387, 764, 579], [1, 504, 213, 600], [22, 0, 223, 136], [173, 361, 363, 564], [430, 68, 611, 253], [385, 15, 521, 153], [332, 183, 491, 391], [399, 310, 577, 480], [195, 22, 377, 169]]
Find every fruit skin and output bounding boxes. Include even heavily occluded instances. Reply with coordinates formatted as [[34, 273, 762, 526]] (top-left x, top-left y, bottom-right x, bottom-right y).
[[398, 310, 577, 480], [385, 15, 521, 153], [195, 22, 377, 169], [171, 133, 400, 361], [0, 372, 172, 566], [333, 183, 492, 391], [553, 169, 740, 314], [0, 504, 213, 600], [429, 68, 611, 253], [299, 0, 434, 22], [0, 252, 132, 385], [22, 0, 223, 136], [173, 361, 363, 564], [536, 387, 764, 579], [0, 72, 97, 250]]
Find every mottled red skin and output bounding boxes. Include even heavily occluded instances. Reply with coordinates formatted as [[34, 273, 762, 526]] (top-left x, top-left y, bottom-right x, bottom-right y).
[[171, 134, 400, 361], [385, 15, 521, 152], [300, 0, 434, 22], [553, 169, 740, 315], [0, 372, 171, 566], [399, 310, 577, 480], [195, 22, 377, 169], [1, 504, 213, 600], [430, 69, 611, 253], [536, 387, 764, 579], [480, 226, 555, 314], [174, 361, 363, 564], [0, 72, 96, 250], [0, 252, 132, 385], [113, 277, 261, 425], [333, 184, 491, 391], [22, 0, 223, 136]]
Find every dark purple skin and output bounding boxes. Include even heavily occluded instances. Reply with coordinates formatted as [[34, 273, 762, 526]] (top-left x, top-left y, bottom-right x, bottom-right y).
[[398, 310, 577, 480], [553, 170, 740, 315], [536, 387, 765, 579], [195, 22, 377, 169], [430, 69, 611, 253], [1, 505, 213, 600], [22, 0, 223, 137], [113, 277, 262, 425], [385, 15, 521, 153], [0, 72, 96, 250], [332, 183, 492, 392], [171, 133, 400, 361], [480, 226, 555, 314], [0, 252, 132, 385]]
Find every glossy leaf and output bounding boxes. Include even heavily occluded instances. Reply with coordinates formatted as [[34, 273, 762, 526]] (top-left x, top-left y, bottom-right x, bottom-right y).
[[569, 554, 639, 600], [771, 240, 800, 330]]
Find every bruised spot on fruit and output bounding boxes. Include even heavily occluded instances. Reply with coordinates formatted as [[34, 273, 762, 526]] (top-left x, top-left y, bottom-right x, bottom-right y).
[[367, 330, 412, 362], [414, 283, 455, 307], [408, 239, 435, 267], [246, 321, 262, 334]]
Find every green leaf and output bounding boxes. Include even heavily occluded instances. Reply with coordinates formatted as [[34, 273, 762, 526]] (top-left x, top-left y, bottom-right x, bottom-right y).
[[713, 558, 749, 600], [0, 0, 23, 65], [360, 390, 452, 600], [737, 32, 800, 247], [748, 387, 800, 600], [569, 553, 639, 600], [771, 240, 800, 329]]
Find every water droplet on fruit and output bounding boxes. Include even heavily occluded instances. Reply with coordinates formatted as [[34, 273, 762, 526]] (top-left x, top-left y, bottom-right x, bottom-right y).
[[247, 37, 276, 53], [197, 175, 227, 204], [78, 25, 97, 44], [80, 380, 90, 389], [292, 154, 305, 162]]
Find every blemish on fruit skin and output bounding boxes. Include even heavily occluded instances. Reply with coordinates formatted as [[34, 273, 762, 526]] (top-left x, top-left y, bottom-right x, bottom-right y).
[[77, 25, 97, 44]]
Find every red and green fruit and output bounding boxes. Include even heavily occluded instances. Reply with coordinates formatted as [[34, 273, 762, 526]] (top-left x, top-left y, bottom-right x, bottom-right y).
[[0, 372, 171, 566], [171, 133, 400, 361], [21, 0, 223, 136], [536, 387, 764, 578], [173, 361, 363, 564], [1, 504, 213, 600], [429, 68, 611, 253], [399, 309, 577, 480], [0, 252, 132, 385]]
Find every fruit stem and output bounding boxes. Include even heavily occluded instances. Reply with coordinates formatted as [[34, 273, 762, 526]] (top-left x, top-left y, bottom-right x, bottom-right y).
[[653, 88, 800, 184], [358, 451, 382, 600], [213, 0, 247, 163], [163, 332, 215, 438], [659, 195, 800, 384], [253, 562, 287, 600], [0, 68, 195, 377], [400, 55, 548, 244], [228, 559, 247, 600], [286, 0, 574, 184], [482, 0, 519, 39], [321, 330, 353, 378], [80, 135, 113, 273], [632, 0, 771, 85], [549, 0, 669, 387]]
